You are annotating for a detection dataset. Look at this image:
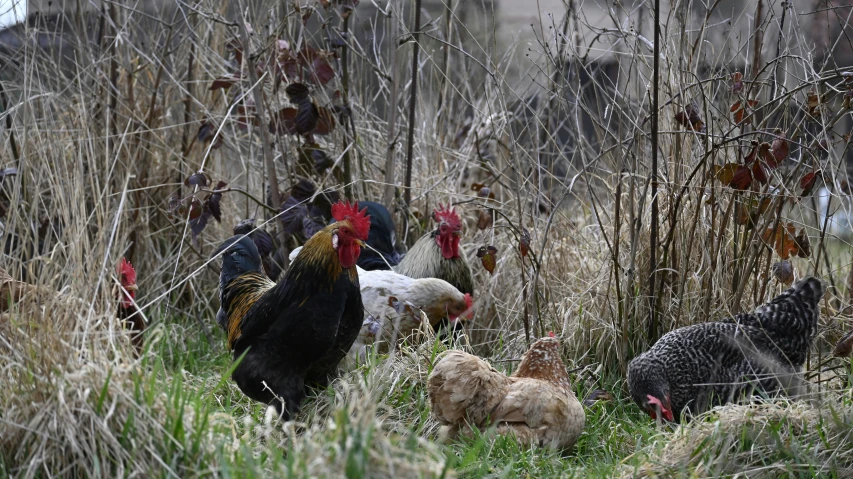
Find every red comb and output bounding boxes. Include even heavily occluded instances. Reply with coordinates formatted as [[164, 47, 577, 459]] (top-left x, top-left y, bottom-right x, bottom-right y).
[[332, 200, 371, 240], [433, 204, 461, 230], [548, 331, 555, 338], [463, 293, 474, 320], [118, 258, 136, 286]]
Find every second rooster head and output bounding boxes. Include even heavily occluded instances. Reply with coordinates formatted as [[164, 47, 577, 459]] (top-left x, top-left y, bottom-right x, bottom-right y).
[[432, 204, 462, 259], [331, 200, 371, 268], [117, 258, 137, 309]]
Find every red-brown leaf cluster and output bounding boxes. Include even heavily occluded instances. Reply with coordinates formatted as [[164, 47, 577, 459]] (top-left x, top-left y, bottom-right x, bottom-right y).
[[712, 135, 789, 190], [271, 83, 338, 138], [477, 245, 498, 275], [731, 72, 744, 93], [169, 174, 228, 246], [674, 103, 705, 132], [519, 229, 531, 257], [731, 99, 759, 125], [761, 223, 810, 260]]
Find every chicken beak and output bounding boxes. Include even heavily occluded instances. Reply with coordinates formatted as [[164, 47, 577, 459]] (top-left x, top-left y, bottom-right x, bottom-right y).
[[124, 283, 138, 292]]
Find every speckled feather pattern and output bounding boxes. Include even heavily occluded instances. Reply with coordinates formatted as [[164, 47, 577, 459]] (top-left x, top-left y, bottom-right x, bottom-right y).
[[627, 277, 824, 420], [427, 337, 585, 450]]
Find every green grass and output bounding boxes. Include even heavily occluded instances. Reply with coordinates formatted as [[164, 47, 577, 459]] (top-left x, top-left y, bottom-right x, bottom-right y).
[[5, 312, 851, 478], [119, 314, 661, 478], [115, 312, 853, 479]]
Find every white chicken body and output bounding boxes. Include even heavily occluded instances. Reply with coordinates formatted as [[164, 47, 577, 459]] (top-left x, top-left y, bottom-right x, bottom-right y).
[[289, 247, 472, 362]]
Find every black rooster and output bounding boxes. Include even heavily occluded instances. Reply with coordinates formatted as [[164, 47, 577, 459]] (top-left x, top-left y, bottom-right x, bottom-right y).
[[628, 277, 824, 422], [353, 201, 402, 271], [216, 200, 370, 418]]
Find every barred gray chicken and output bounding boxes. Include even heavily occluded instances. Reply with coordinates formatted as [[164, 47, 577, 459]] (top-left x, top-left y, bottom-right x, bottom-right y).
[[627, 276, 824, 422]]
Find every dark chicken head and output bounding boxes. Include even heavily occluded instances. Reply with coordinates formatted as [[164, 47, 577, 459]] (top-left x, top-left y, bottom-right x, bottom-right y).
[[216, 235, 264, 284], [432, 204, 462, 260], [331, 200, 371, 269], [628, 366, 675, 422], [117, 258, 137, 309]]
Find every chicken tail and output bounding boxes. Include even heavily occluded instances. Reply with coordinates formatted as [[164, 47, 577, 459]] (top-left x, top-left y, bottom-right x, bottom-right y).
[[756, 276, 824, 326], [788, 276, 825, 308]]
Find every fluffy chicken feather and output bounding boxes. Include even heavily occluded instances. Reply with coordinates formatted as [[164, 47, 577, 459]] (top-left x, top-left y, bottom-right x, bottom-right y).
[[354, 201, 402, 270], [628, 276, 825, 422], [353, 272, 473, 360], [289, 246, 474, 360], [394, 204, 474, 341], [216, 200, 370, 418], [394, 204, 473, 296], [427, 335, 585, 450]]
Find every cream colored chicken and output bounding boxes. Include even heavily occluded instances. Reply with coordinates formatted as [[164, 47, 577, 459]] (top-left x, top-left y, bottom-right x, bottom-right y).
[[427, 334, 585, 450]]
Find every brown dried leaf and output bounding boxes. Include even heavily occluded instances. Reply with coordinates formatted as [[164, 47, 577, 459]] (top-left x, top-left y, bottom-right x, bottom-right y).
[[731, 72, 744, 93], [806, 90, 820, 116], [730, 166, 753, 190], [519, 228, 531, 257], [477, 245, 498, 275], [210, 74, 240, 91], [294, 99, 319, 135], [794, 228, 811, 258], [285, 82, 311, 102], [185, 172, 210, 188], [715, 163, 741, 185], [734, 201, 752, 226], [477, 187, 495, 200], [757, 142, 776, 168], [187, 198, 204, 220], [477, 209, 493, 230], [800, 171, 820, 196], [271, 107, 299, 135], [298, 47, 336, 85], [752, 162, 768, 185], [673, 103, 705, 132], [833, 329, 853, 358], [314, 106, 337, 135], [771, 133, 789, 164], [761, 223, 799, 260], [731, 99, 759, 125]]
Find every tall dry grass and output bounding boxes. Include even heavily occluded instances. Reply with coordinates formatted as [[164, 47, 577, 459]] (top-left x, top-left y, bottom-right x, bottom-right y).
[[1, 0, 853, 476]]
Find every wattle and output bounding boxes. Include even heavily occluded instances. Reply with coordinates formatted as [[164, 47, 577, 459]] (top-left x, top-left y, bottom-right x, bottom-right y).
[[338, 243, 361, 269], [437, 236, 459, 259]]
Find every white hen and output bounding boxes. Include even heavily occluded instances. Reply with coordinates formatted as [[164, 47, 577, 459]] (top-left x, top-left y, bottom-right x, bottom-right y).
[[289, 246, 474, 362]]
